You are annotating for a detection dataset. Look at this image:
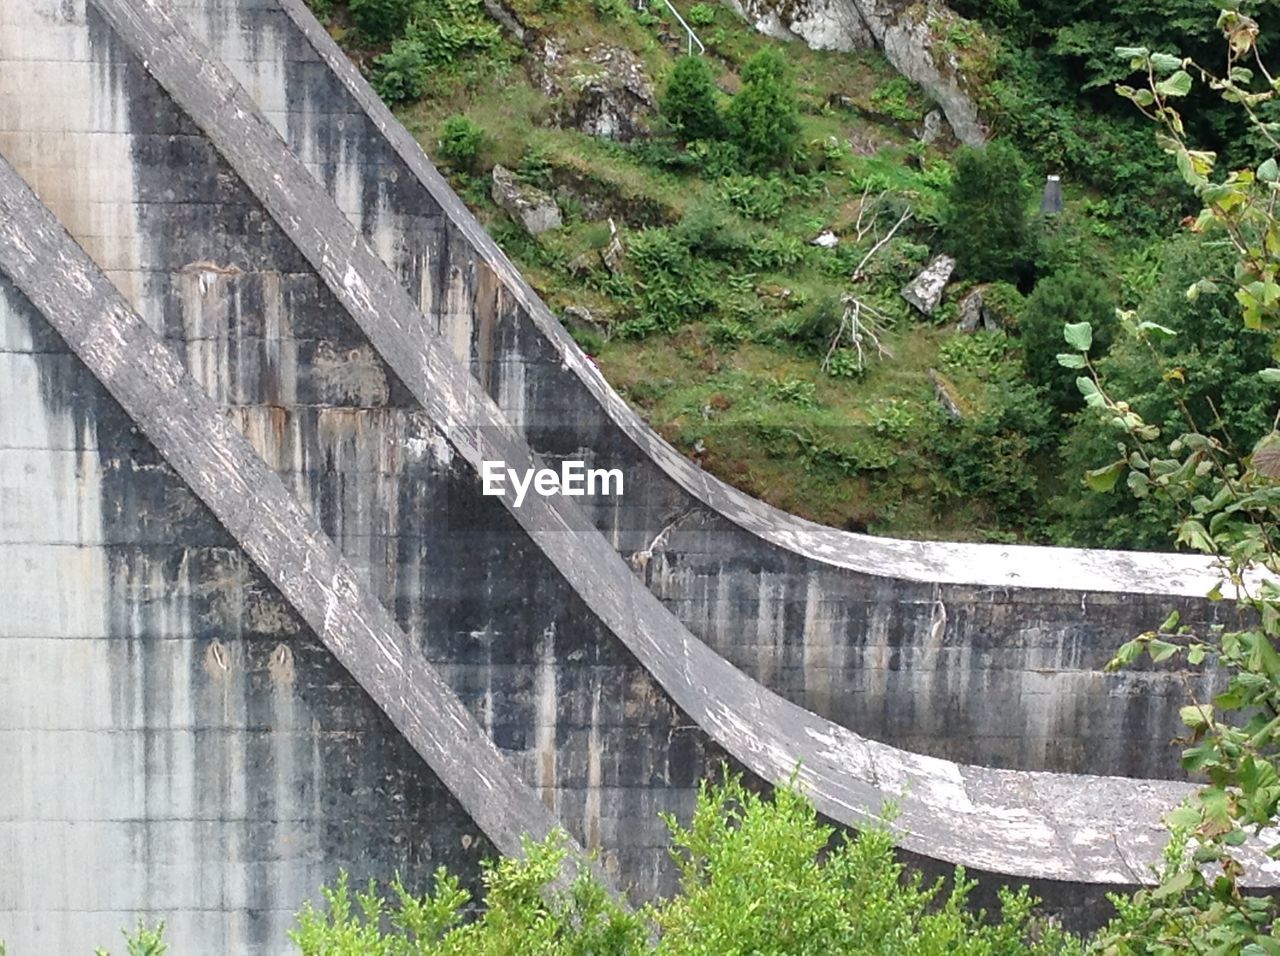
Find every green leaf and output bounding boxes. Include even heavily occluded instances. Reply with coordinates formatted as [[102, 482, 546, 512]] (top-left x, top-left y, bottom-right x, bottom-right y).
[[1149, 52, 1183, 75], [1084, 461, 1126, 493], [1261, 157, 1280, 183], [1259, 368, 1280, 384], [1127, 470, 1150, 497], [1055, 353, 1086, 369], [1149, 639, 1179, 663], [1136, 321, 1177, 338], [1151, 869, 1194, 899], [1076, 376, 1106, 409], [1063, 321, 1093, 351], [1181, 704, 1212, 729], [1155, 70, 1193, 98], [1114, 46, 1150, 62], [1160, 610, 1181, 633]]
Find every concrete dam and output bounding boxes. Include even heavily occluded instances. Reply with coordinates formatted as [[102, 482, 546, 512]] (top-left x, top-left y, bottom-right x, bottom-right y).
[[1, 0, 1274, 950]]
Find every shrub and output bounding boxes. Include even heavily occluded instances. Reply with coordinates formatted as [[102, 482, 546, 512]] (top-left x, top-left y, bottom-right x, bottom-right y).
[[626, 228, 714, 333], [371, 37, 431, 102], [726, 48, 800, 171], [869, 75, 923, 123], [1020, 270, 1117, 417], [687, 2, 717, 26], [436, 115, 486, 171], [348, 0, 416, 42], [661, 56, 724, 143], [716, 175, 784, 221], [940, 141, 1033, 282]]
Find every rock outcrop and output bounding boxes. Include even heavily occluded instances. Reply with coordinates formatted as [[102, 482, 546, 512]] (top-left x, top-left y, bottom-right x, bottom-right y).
[[726, 0, 988, 146], [901, 253, 955, 315], [491, 164, 563, 235]]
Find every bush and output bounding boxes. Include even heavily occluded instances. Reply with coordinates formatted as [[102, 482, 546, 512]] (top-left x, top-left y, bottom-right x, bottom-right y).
[[726, 48, 800, 171], [661, 56, 724, 143], [1020, 270, 1117, 417], [437, 115, 486, 171], [940, 141, 1033, 282], [348, 0, 416, 42], [371, 37, 432, 102], [687, 2, 717, 26], [716, 175, 784, 221]]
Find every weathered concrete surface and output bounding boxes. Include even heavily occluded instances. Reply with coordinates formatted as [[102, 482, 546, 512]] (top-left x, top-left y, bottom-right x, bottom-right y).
[[0, 0, 1272, 950], [152, 0, 1234, 784]]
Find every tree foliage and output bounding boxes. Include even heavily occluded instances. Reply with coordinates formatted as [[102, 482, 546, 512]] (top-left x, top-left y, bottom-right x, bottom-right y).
[[725, 48, 800, 171], [940, 141, 1033, 282], [286, 774, 1076, 955], [662, 57, 724, 143]]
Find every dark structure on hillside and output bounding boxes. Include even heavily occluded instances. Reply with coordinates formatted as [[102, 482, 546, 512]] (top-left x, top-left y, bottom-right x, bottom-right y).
[[0, 1, 1275, 951]]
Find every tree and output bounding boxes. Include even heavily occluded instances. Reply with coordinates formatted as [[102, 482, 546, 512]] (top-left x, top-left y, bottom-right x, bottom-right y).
[[661, 56, 724, 143], [349, 0, 418, 43], [941, 141, 1033, 282], [725, 48, 800, 171]]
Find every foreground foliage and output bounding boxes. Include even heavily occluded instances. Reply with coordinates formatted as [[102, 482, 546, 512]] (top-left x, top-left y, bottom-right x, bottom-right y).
[[294, 775, 1077, 955], [1061, 10, 1280, 952]]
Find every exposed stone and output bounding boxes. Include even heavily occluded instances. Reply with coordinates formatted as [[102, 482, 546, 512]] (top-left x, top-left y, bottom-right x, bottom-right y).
[[563, 304, 600, 326], [601, 218, 625, 274], [726, 0, 988, 147], [918, 107, 944, 145], [901, 253, 955, 316], [811, 229, 839, 248], [549, 46, 656, 142], [491, 164, 562, 236], [929, 368, 966, 419], [955, 283, 1016, 333]]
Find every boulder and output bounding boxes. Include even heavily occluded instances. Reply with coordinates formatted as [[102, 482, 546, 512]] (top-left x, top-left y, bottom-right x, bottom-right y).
[[901, 254, 955, 316], [956, 283, 1016, 332], [918, 108, 944, 145], [491, 165, 562, 236], [811, 229, 840, 248]]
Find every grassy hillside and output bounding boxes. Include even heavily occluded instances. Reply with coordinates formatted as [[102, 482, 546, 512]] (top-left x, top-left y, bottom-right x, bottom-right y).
[[308, 0, 1274, 549]]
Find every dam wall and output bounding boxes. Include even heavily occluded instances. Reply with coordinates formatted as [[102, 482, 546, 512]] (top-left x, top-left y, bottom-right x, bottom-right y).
[[167, 0, 1225, 778], [0, 1, 1264, 952]]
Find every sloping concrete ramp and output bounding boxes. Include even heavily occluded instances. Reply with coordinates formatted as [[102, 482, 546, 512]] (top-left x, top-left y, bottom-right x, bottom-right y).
[[0, 0, 1275, 951]]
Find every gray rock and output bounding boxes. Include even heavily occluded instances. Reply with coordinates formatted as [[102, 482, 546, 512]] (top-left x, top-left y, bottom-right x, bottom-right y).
[[956, 285, 984, 332], [956, 283, 1015, 332], [552, 47, 655, 142], [918, 108, 944, 145], [726, 0, 987, 147], [929, 368, 965, 419], [901, 254, 955, 316], [491, 165, 562, 236]]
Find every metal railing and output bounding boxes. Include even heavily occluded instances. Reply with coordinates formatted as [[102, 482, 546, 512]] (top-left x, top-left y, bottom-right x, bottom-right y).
[[657, 0, 705, 55]]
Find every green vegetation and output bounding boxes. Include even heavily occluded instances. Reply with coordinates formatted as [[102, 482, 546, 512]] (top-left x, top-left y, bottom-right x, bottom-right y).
[[307, 0, 1280, 550], [660, 56, 723, 142], [941, 141, 1032, 283], [724, 48, 800, 171]]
